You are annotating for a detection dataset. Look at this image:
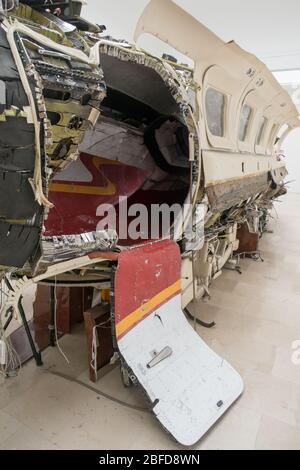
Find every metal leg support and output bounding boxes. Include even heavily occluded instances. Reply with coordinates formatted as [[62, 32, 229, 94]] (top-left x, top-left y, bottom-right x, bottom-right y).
[[18, 297, 43, 366], [49, 285, 56, 347], [4, 276, 43, 366], [184, 308, 216, 329]]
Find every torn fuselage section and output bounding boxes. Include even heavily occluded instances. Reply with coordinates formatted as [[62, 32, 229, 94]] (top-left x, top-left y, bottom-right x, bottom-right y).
[[46, 41, 200, 246], [0, 4, 106, 272]]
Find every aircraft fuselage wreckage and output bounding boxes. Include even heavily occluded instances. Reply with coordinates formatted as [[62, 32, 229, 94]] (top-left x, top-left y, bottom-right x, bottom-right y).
[[0, 0, 298, 445]]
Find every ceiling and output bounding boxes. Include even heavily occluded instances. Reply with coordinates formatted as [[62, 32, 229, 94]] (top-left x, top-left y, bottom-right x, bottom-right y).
[[83, 0, 300, 71]]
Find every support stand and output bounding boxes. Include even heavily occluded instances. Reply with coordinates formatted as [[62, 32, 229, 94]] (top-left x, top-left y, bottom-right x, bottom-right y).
[[18, 297, 43, 366], [49, 285, 56, 347], [184, 307, 216, 329]]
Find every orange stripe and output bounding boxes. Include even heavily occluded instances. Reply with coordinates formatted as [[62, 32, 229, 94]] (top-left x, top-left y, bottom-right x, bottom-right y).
[[116, 280, 181, 339], [49, 181, 116, 195]]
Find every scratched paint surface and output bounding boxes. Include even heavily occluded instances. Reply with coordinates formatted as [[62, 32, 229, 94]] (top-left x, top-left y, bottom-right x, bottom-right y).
[[114, 240, 243, 446], [118, 294, 243, 446], [115, 240, 181, 338]]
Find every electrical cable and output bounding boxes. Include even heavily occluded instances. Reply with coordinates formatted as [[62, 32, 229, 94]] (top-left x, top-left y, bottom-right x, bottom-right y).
[[0, 1, 18, 12], [46, 368, 151, 413], [53, 275, 70, 365]]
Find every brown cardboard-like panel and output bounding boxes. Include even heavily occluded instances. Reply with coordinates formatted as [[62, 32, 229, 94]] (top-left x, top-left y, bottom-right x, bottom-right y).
[[236, 223, 259, 254], [33, 285, 94, 350], [33, 286, 71, 351], [70, 287, 94, 327]]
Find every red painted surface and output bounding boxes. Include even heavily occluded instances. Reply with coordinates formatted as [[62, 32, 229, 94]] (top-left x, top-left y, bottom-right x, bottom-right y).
[[44, 153, 188, 243], [45, 153, 150, 236], [114, 240, 181, 335]]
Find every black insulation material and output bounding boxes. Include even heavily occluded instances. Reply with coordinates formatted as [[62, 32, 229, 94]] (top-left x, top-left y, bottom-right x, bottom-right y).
[[0, 27, 42, 268]]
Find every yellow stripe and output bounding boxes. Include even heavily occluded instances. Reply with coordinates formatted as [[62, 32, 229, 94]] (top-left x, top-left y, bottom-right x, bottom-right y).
[[116, 280, 181, 338], [49, 181, 116, 196], [49, 157, 117, 195]]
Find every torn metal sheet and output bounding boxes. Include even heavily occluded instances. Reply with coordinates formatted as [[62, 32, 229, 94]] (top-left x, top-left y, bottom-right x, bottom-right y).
[[42, 229, 118, 263], [113, 240, 243, 446]]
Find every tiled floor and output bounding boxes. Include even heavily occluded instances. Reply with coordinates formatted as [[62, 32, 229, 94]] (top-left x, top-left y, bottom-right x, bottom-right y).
[[1, 193, 300, 450]]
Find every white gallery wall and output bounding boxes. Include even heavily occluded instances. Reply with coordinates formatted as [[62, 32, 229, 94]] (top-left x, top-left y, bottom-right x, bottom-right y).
[[83, 0, 300, 70], [83, 0, 300, 192], [283, 129, 300, 193], [274, 71, 300, 193]]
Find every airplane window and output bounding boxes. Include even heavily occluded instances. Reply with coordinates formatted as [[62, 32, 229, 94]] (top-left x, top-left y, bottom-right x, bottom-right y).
[[256, 117, 267, 145], [239, 104, 252, 141], [205, 88, 226, 137], [268, 123, 278, 148]]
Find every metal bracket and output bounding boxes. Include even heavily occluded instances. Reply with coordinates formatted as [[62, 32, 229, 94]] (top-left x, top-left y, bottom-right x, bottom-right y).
[[184, 307, 216, 329], [146, 346, 173, 369], [4, 277, 43, 367]]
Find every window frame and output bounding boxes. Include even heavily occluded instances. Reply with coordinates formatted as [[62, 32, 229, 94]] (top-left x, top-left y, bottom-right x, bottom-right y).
[[238, 103, 253, 142], [205, 87, 227, 138]]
